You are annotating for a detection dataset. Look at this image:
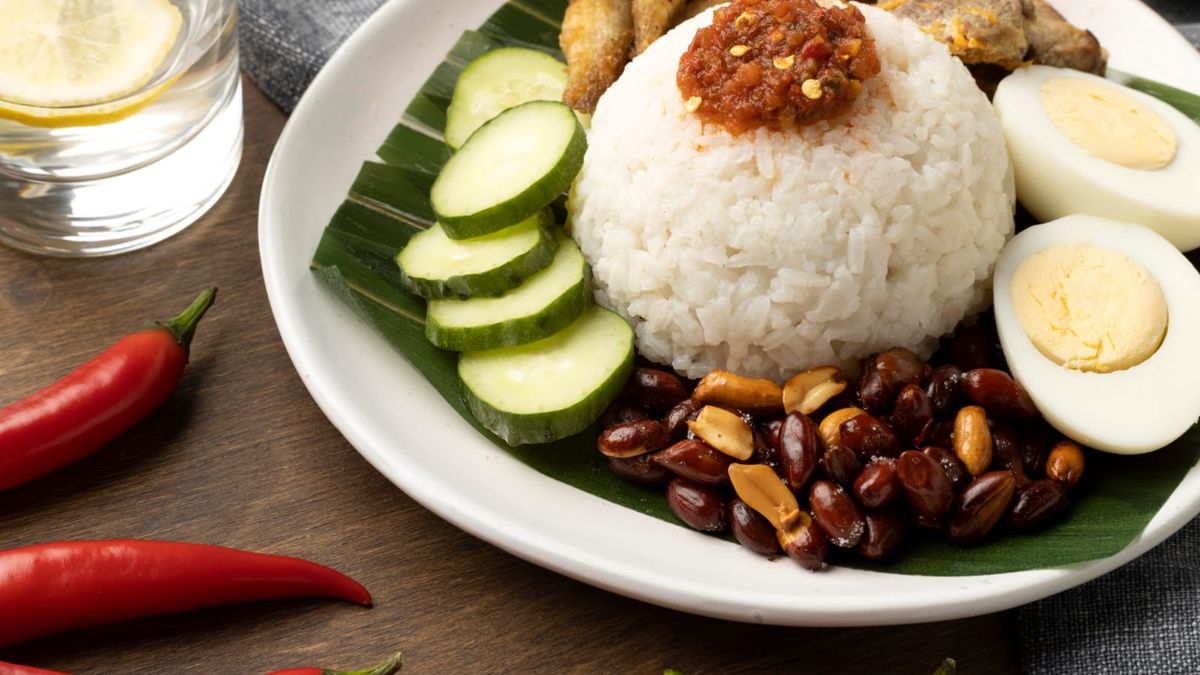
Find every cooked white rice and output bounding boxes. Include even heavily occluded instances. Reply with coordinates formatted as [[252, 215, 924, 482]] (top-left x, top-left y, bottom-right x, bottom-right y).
[[567, 3, 1015, 381]]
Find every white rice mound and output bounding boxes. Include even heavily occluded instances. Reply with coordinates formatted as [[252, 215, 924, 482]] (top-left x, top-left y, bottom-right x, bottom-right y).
[[567, 3, 1015, 382]]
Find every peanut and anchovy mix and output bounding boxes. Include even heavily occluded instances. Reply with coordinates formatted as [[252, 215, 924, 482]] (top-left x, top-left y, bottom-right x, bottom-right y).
[[597, 317, 1085, 571]]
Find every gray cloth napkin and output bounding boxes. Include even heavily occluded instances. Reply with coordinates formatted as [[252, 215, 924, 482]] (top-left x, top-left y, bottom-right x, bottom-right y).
[[239, 0, 1200, 671], [1154, 0, 1200, 48], [241, 0, 388, 112], [1020, 518, 1200, 673]]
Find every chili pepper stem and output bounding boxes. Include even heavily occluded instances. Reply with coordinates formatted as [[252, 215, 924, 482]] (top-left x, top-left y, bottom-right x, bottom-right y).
[[155, 287, 218, 352], [328, 652, 403, 675]]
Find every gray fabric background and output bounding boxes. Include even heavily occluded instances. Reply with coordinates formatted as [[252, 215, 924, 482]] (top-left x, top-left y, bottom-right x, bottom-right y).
[[239, 0, 1200, 672], [1155, 0, 1200, 47], [241, 0, 388, 112]]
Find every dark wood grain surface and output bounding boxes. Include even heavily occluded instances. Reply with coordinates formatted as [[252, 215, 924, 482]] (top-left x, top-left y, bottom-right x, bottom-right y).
[[0, 78, 1021, 675]]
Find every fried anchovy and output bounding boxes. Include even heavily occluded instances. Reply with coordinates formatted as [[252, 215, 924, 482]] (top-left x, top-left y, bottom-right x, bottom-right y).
[[560, 0, 635, 113], [632, 0, 687, 55]]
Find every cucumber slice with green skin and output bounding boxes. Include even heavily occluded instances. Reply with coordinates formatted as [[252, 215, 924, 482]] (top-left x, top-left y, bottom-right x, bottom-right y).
[[396, 209, 558, 299], [459, 306, 635, 445], [426, 233, 591, 351], [432, 100, 585, 240], [444, 48, 568, 150]]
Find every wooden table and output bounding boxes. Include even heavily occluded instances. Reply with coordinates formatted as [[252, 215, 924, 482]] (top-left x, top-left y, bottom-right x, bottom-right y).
[[0, 79, 1021, 674]]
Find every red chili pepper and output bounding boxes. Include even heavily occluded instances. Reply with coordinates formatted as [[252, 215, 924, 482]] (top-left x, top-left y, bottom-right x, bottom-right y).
[[0, 539, 371, 648], [0, 663, 70, 675], [0, 288, 216, 491], [268, 653, 403, 675]]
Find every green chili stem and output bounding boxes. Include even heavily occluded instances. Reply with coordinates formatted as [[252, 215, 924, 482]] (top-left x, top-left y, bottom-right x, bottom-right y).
[[156, 287, 218, 351]]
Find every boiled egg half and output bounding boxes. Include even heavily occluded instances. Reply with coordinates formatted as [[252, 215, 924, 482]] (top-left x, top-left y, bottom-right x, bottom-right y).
[[993, 214, 1200, 454], [993, 65, 1200, 252]]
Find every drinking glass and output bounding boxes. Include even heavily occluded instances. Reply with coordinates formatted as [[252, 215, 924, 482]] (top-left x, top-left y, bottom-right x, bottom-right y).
[[0, 0, 242, 257]]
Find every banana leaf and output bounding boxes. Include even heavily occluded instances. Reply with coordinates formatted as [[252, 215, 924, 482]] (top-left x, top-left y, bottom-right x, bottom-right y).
[[311, 0, 1200, 576]]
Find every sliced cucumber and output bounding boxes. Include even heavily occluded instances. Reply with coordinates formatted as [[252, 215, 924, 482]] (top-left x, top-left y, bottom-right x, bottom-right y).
[[431, 100, 585, 240], [444, 48, 568, 150], [426, 233, 591, 351], [459, 306, 635, 445], [397, 209, 557, 299]]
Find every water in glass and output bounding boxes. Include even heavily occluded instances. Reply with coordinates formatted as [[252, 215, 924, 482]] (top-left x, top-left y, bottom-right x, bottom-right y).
[[0, 0, 242, 256]]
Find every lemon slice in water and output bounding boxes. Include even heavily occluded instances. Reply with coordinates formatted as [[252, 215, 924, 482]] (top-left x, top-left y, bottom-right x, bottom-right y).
[[0, 0, 182, 127]]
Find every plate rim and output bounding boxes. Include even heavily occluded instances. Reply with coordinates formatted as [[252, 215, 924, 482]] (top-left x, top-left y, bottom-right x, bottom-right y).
[[259, 0, 1200, 626]]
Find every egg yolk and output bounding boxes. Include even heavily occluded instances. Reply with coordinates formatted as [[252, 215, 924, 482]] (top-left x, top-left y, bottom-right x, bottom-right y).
[[1041, 77, 1178, 170], [1011, 243, 1168, 373]]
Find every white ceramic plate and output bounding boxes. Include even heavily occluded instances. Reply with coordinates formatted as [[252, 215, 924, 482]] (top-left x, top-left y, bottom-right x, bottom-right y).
[[260, 0, 1200, 626]]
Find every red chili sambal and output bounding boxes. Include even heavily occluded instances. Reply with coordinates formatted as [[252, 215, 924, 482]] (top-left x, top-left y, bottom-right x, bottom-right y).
[[677, 0, 882, 134]]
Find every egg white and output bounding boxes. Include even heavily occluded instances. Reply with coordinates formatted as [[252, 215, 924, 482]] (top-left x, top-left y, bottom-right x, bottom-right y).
[[993, 215, 1200, 454], [993, 65, 1200, 252]]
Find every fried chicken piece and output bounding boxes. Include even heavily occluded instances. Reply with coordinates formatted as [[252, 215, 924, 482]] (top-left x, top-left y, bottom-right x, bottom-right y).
[[560, 0, 635, 114], [675, 0, 727, 25], [633, 0, 687, 54], [884, 0, 1028, 69], [1021, 0, 1105, 74]]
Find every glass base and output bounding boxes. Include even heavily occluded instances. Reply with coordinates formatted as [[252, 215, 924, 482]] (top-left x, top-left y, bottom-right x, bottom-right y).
[[0, 81, 243, 257]]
